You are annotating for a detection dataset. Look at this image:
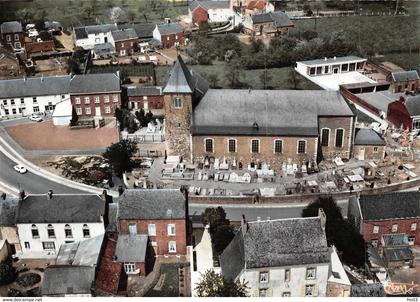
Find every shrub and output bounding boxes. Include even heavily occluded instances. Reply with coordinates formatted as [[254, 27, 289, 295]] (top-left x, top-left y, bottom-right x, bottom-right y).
[[16, 273, 41, 288], [26, 287, 41, 297], [8, 288, 24, 297], [0, 260, 17, 285]]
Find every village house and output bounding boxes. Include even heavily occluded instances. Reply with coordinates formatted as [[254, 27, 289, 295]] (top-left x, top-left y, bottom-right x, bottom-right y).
[[117, 189, 189, 274], [245, 0, 273, 15], [0, 75, 71, 119], [188, 0, 237, 25], [126, 85, 164, 115], [0, 47, 21, 79], [0, 21, 25, 52], [15, 191, 106, 259], [348, 191, 420, 249], [387, 95, 420, 131], [243, 11, 293, 37], [163, 56, 355, 169], [73, 23, 118, 50], [219, 213, 331, 297], [110, 28, 138, 56], [69, 72, 121, 119], [388, 70, 420, 93], [353, 128, 386, 161], [153, 23, 185, 49]]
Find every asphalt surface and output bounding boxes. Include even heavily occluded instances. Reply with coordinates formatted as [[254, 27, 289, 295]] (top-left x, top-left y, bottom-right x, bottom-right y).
[[0, 151, 84, 194]]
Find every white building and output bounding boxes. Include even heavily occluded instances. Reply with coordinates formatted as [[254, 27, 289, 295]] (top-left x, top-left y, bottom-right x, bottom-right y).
[[0, 75, 71, 119], [189, 1, 240, 25], [15, 191, 106, 259], [219, 213, 331, 297], [52, 99, 73, 126], [74, 24, 118, 50]]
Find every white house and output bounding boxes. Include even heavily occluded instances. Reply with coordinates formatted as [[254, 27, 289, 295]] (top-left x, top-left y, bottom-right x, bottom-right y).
[[0, 75, 71, 119], [15, 191, 106, 259], [219, 213, 331, 297], [52, 99, 73, 126], [189, 1, 240, 25], [74, 24, 118, 50]]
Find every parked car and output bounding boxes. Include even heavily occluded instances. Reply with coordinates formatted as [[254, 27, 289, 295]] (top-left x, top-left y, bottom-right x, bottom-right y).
[[28, 114, 42, 122], [13, 164, 27, 174]]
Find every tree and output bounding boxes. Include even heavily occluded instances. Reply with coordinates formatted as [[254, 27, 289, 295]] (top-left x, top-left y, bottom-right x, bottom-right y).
[[259, 69, 272, 89], [202, 207, 235, 256], [225, 57, 243, 88], [287, 68, 301, 89], [103, 140, 138, 177], [195, 269, 248, 297], [301, 197, 366, 267], [127, 10, 136, 23], [205, 73, 218, 88], [0, 260, 17, 285]]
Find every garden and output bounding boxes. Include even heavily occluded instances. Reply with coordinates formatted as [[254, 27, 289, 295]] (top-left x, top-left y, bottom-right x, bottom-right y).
[[0, 260, 43, 297]]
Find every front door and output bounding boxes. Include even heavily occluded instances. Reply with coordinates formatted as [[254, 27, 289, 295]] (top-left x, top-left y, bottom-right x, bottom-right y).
[[95, 106, 101, 116], [143, 100, 148, 110], [358, 147, 365, 160]]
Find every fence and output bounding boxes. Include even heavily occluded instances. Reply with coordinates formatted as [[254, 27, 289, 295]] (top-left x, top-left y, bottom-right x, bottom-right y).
[[122, 133, 165, 143]]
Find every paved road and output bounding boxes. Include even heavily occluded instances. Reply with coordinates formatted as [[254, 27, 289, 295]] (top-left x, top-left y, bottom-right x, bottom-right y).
[[189, 199, 349, 222], [0, 151, 84, 194]]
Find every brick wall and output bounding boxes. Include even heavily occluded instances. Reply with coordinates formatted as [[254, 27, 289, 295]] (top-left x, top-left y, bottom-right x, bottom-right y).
[[327, 282, 351, 297], [71, 92, 121, 117], [192, 6, 209, 24], [164, 93, 192, 160], [354, 145, 385, 160], [160, 32, 185, 48], [363, 218, 420, 247], [25, 40, 55, 54], [128, 95, 164, 110], [387, 98, 412, 130], [319, 116, 353, 159], [119, 219, 187, 255], [391, 80, 420, 93], [115, 38, 138, 56]]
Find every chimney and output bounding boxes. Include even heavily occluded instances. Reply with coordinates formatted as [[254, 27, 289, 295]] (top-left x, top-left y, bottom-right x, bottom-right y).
[[47, 190, 53, 199], [19, 190, 25, 201], [101, 189, 108, 201], [241, 214, 248, 236], [1, 192, 6, 200], [324, 57, 327, 61], [318, 208, 326, 231], [333, 56, 336, 60]]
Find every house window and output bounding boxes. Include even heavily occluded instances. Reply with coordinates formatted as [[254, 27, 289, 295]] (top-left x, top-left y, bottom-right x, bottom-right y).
[[392, 224, 398, 233], [297, 140, 306, 154], [104, 95, 110, 103], [20, 98, 24, 104], [411, 223, 417, 231], [316, 66, 322, 74], [85, 107, 91, 115], [371, 239, 378, 247], [84, 97, 90, 104], [75, 97, 81, 104], [324, 65, 330, 74], [47, 224, 55, 238], [105, 106, 111, 114], [33, 106, 39, 113], [6, 35, 11, 42], [31, 224, 39, 238], [309, 67, 315, 75], [408, 237, 415, 245], [251, 139, 260, 153], [42, 241, 55, 250], [373, 147, 379, 153], [335, 129, 344, 148], [10, 99, 15, 105], [76, 107, 82, 115], [259, 271, 269, 283], [167, 224, 176, 236], [284, 269, 290, 282], [121, 42, 125, 48], [228, 139, 236, 153], [341, 64, 348, 72], [2, 100, 7, 105], [124, 262, 138, 274], [14, 34, 19, 41], [129, 224, 137, 235], [33, 97, 37, 104], [113, 95, 119, 103], [305, 284, 315, 296], [274, 140, 283, 153], [306, 267, 316, 280], [83, 224, 90, 238], [282, 292, 291, 297], [373, 226, 379, 234], [12, 108, 16, 115], [94, 96, 100, 103], [413, 120, 420, 129], [204, 138, 213, 153], [173, 97, 182, 108], [321, 128, 330, 147], [24, 242, 30, 249], [259, 289, 267, 297], [148, 224, 156, 236], [4, 109, 9, 115], [64, 224, 73, 238], [168, 241, 176, 253]]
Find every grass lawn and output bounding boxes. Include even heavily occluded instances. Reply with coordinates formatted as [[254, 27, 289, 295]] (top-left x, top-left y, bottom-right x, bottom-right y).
[[156, 61, 320, 90], [145, 263, 185, 297]]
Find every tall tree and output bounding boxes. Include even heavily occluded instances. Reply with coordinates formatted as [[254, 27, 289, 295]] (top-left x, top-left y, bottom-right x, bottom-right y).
[[103, 139, 138, 177], [287, 68, 301, 89], [224, 57, 243, 88], [195, 270, 248, 297], [202, 207, 235, 256]]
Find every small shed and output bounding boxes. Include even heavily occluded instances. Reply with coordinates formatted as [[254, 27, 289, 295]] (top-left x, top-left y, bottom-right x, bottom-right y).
[[52, 100, 73, 126]]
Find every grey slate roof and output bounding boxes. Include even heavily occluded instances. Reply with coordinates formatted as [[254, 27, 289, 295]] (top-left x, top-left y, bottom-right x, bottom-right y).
[[157, 23, 183, 35], [351, 284, 385, 297], [383, 247, 413, 262], [0, 75, 70, 99], [404, 95, 420, 117], [130, 23, 156, 39], [391, 70, 420, 82], [1, 21, 23, 34], [56, 234, 104, 266], [163, 55, 209, 95], [358, 192, 420, 221], [0, 196, 18, 226], [93, 43, 115, 56], [251, 11, 293, 27], [118, 189, 186, 220], [126, 85, 162, 96], [111, 28, 138, 41], [299, 56, 366, 66], [354, 128, 386, 146], [115, 234, 148, 262], [220, 217, 330, 281], [190, 0, 230, 11], [192, 90, 354, 136], [16, 194, 106, 224], [74, 24, 118, 40], [382, 233, 409, 247], [69, 73, 120, 94], [41, 266, 95, 296]]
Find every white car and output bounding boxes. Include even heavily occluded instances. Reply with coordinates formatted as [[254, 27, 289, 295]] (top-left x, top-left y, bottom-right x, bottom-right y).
[[28, 114, 42, 122], [14, 164, 27, 174]]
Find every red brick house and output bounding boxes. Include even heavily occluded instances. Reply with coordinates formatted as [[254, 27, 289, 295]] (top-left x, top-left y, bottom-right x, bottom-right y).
[[1, 21, 25, 52], [118, 189, 189, 262], [69, 73, 121, 118], [190, 4, 209, 24], [348, 192, 420, 249], [111, 28, 138, 56], [387, 95, 420, 131], [152, 23, 185, 48], [126, 85, 164, 115]]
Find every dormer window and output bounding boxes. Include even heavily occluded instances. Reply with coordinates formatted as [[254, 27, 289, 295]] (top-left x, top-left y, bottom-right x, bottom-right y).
[[173, 97, 182, 109], [252, 122, 259, 131]]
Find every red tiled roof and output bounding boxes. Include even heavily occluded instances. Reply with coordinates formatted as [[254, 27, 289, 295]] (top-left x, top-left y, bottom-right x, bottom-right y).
[[95, 233, 123, 295], [248, 0, 266, 10]]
